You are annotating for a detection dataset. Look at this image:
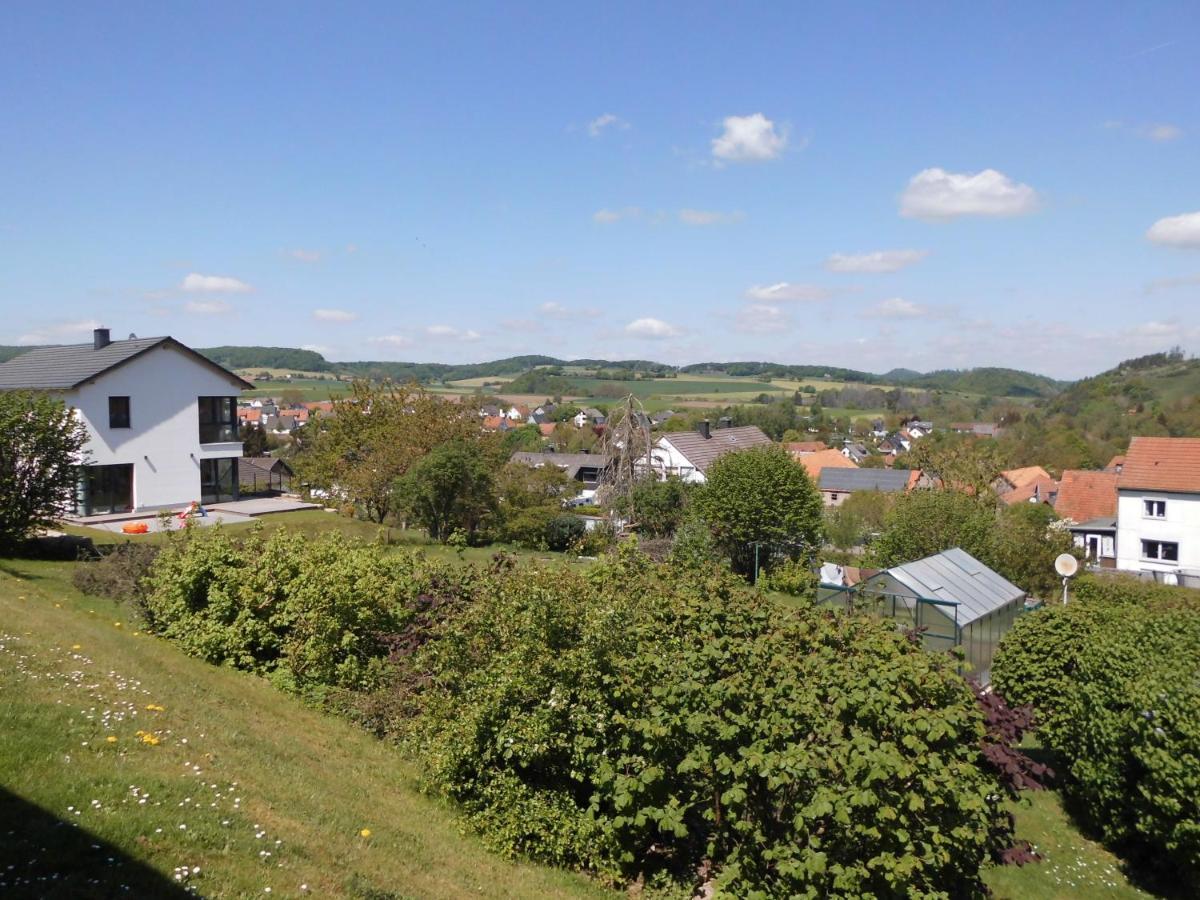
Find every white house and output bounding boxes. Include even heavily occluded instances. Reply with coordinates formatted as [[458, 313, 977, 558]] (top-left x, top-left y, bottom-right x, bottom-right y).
[[646, 420, 772, 484], [1114, 437, 1200, 585], [0, 328, 251, 516]]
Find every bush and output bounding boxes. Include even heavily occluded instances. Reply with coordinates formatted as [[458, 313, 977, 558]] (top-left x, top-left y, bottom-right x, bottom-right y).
[[991, 575, 1200, 878], [72, 543, 160, 613], [1056, 611, 1200, 878], [759, 557, 817, 598], [395, 545, 1009, 896], [141, 526, 467, 695], [543, 514, 585, 552]]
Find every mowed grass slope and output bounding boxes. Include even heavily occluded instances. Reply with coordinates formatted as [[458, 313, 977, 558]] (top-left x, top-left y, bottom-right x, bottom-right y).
[[0, 557, 614, 899]]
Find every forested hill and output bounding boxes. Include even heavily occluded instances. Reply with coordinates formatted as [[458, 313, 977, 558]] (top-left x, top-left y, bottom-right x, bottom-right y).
[[3, 343, 1065, 397], [1047, 350, 1200, 418]]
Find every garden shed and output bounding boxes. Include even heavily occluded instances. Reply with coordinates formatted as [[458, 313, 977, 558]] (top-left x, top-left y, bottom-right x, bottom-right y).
[[820, 547, 1026, 683]]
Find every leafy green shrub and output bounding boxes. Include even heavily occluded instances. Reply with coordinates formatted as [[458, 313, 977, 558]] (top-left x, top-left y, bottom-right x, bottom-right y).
[[1056, 611, 1200, 877], [668, 517, 721, 570], [72, 543, 160, 612], [759, 557, 817, 598], [142, 526, 464, 695], [543, 514, 585, 552], [396, 545, 1009, 896]]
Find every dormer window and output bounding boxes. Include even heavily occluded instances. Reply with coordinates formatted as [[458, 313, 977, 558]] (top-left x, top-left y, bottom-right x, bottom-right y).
[[108, 396, 131, 429]]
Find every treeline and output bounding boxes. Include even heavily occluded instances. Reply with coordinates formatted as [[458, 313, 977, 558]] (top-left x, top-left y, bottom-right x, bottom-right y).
[[200, 345, 335, 372]]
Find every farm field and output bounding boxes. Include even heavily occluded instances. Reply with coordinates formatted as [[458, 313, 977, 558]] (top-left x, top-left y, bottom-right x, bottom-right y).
[[241, 379, 353, 401]]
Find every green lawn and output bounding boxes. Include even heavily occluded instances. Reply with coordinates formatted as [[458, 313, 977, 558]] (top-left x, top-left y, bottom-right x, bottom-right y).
[[0, 555, 614, 899]]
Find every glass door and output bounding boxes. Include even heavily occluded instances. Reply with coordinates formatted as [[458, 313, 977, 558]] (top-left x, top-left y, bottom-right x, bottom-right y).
[[77, 464, 134, 515], [200, 457, 238, 504]]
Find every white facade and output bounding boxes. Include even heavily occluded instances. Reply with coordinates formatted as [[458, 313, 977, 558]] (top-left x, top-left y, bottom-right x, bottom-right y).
[[1115, 488, 1200, 581], [66, 342, 245, 512], [646, 439, 704, 483]]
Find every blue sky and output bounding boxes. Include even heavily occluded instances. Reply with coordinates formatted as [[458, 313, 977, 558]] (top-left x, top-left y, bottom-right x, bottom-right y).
[[2, 2, 1198, 378]]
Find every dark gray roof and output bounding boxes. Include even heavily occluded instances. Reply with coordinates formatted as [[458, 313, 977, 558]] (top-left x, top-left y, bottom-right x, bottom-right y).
[[239, 456, 294, 475], [510, 451, 613, 480], [658, 425, 773, 473], [885, 548, 1025, 626], [0, 337, 253, 391], [819, 467, 913, 493], [1072, 516, 1117, 531]]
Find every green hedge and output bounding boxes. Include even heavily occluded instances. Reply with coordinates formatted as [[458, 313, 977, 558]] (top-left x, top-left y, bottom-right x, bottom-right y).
[[396, 544, 1008, 897], [991, 574, 1200, 877], [143, 526, 470, 695]]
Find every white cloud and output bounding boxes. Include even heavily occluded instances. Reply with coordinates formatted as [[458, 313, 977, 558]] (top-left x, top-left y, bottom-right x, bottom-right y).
[[865, 297, 928, 319], [899, 168, 1039, 220], [425, 325, 482, 342], [539, 301, 601, 319], [16, 318, 102, 345], [180, 273, 253, 293], [711, 113, 787, 162], [744, 282, 830, 303], [825, 249, 929, 273], [1147, 123, 1182, 142], [313, 308, 358, 322], [368, 334, 414, 349], [1133, 320, 1181, 337], [593, 206, 641, 223], [587, 113, 629, 137], [1147, 211, 1200, 248], [624, 317, 681, 339], [735, 304, 791, 334], [288, 248, 322, 262], [184, 299, 233, 315], [678, 208, 745, 226]]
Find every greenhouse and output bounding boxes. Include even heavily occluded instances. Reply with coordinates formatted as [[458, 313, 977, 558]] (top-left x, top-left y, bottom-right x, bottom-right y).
[[818, 547, 1028, 683]]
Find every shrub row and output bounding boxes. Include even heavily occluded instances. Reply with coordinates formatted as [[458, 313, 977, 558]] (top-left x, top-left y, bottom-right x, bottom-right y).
[[392, 544, 1009, 897], [991, 574, 1200, 878]]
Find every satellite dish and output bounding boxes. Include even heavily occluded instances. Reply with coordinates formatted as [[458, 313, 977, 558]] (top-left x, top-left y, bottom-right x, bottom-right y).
[[1055, 553, 1079, 578]]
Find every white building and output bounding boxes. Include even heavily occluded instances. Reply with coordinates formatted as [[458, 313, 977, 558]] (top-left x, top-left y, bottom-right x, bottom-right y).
[[1114, 437, 1200, 584], [647, 420, 772, 484], [0, 328, 251, 515]]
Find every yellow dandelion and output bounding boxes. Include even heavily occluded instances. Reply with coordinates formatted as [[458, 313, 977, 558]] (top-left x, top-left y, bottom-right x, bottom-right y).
[[113, 622, 123, 628], [71, 644, 81, 650], [54, 602, 61, 608], [359, 828, 372, 838], [106, 736, 118, 744], [145, 703, 165, 712]]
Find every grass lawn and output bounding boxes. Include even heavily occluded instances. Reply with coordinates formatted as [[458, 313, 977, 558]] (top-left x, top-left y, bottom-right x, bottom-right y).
[[60, 509, 593, 570], [0, 555, 615, 899]]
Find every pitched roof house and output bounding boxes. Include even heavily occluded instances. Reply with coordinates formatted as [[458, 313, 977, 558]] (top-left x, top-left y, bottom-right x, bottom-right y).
[[509, 451, 614, 490], [1115, 437, 1200, 582], [818, 467, 920, 506], [649, 421, 772, 483], [995, 466, 1058, 506], [0, 328, 250, 515], [1055, 469, 1119, 566], [785, 441, 827, 456], [797, 448, 858, 481]]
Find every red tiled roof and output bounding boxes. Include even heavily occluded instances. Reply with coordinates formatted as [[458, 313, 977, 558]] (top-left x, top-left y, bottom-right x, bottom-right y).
[[797, 448, 859, 479], [1055, 469, 1119, 523], [1001, 466, 1052, 489], [481, 415, 504, 431], [1001, 475, 1058, 506], [1117, 437, 1200, 494], [538, 423, 556, 436], [239, 408, 262, 423], [1106, 454, 1125, 471]]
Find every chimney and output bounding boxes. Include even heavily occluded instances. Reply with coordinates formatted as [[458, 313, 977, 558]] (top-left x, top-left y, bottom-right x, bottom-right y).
[[698, 419, 711, 439], [717, 416, 732, 430], [93, 328, 111, 350]]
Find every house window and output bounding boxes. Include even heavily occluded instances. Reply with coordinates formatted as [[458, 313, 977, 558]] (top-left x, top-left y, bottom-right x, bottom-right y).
[[1141, 540, 1179, 562], [830, 492, 839, 501], [1143, 498, 1167, 519], [75, 463, 133, 516], [198, 396, 238, 443], [200, 457, 238, 504], [108, 396, 131, 429]]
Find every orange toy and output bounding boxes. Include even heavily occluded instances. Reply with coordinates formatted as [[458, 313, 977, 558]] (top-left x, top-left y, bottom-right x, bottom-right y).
[[121, 521, 150, 535]]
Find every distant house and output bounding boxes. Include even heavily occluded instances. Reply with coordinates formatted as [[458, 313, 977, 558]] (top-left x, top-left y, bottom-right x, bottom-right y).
[[785, 441, 827, 456], [870, 419, 888, 438], [818, 467, 920, 507], [995, 466, 1058, 506], [651, 410, 676, 427], [509, 451, 614, 494], [855, 547, 1027, 683], [796, 448, 858, 482], [950, 422, 1003, 439], [538, 422, 557, 437], [1114, 437, 1200, 584], [906, 420, 933, 439], [1054, 469, 1119, 566], [841, 442, 870, 465], [479, 404, 501, 418], [647, 420, 772, 484], [878, 433, 910, 456], [0, 327, 250, 514]]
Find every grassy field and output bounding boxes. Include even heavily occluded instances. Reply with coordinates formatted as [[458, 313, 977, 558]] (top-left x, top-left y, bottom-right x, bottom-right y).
[[1, 517, 1162, 899], [242, 379, 353, 401]]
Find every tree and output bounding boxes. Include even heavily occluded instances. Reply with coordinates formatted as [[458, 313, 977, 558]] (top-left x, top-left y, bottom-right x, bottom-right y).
[[988, 502, 1076, 598], [0, 391, 89, 551], [239, 422, 270, 457], [295, 381, 478, 522], [869, 489, 996, 570], [692, 446, 824, 577], [615, 476, 691, 537], [905, 432, 1008, 496], [395, 441, 495, 542], [824, 489, 895, 550], [494, 461, 573, 547]]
